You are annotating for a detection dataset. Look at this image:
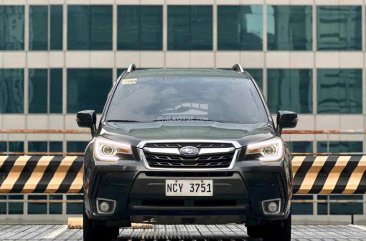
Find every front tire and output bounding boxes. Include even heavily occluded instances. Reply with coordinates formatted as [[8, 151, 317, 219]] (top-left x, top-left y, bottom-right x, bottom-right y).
[[247, 213, 291, 241], [83, 210, 119, 241], [246, 225, 262, 239]]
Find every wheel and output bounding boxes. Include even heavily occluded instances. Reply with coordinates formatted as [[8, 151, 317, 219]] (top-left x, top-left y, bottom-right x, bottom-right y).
[[247, 213, 291, 241], [264, 213, 291, 241], [83, 209, 119, 241], [246, 225, 262, 238]]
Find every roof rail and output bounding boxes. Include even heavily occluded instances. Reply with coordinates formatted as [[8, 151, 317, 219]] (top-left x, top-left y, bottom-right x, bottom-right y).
[[232, 64, 244, 73], [127, 64, 136, 73]]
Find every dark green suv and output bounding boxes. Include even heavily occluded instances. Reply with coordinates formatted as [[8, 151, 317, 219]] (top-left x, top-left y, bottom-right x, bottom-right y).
[[77, 64, 297, 241]]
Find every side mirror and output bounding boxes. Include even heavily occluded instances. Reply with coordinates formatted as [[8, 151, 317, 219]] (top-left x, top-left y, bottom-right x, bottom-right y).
[[77, 110, 96, 136], [276, 111, 298, 135]]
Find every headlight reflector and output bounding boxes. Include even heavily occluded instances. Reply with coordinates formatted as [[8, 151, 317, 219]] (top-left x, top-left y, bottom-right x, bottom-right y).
[[94, 137, 132, 162], [263, 145, 276, 156], [246, 137, 284, 161], [101, 145, 116, 156]]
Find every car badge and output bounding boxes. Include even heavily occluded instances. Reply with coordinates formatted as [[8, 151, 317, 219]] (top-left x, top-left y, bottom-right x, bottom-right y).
[[179, 146, 199, 157]]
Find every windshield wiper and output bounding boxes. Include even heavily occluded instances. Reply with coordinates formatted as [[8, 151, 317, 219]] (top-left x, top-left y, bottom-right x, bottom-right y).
[[208, 120, 242, 123], [106, 120, 142, 123]]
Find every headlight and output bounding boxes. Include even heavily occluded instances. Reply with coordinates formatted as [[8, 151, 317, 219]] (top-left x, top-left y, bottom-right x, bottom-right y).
[[94, 137, 132, 162], [246, 137, 284, 161]]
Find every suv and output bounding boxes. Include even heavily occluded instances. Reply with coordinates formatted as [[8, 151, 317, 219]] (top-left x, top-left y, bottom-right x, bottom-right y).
[[77, 64, 297, 241]]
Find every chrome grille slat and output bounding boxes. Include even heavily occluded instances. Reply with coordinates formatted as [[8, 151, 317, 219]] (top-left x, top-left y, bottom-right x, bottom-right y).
[[144, 143, 233, 148]]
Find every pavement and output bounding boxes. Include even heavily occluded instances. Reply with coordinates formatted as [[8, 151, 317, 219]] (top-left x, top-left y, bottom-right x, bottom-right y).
[[1, 224, 366, 240]]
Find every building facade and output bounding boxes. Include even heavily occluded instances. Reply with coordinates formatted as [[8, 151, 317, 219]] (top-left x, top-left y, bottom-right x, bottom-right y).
[[0, 0, 366, 220]]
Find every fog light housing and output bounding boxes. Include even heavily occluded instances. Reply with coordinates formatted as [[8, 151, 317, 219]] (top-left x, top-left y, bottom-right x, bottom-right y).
[[262, 199, 281, 215], [268, 202, 278, 212], [96, 198, 116, 215], [99, 202, 110, 212]]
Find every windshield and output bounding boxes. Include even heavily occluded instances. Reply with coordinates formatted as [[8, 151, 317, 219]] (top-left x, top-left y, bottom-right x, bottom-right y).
[[105, 76, 269, 124]]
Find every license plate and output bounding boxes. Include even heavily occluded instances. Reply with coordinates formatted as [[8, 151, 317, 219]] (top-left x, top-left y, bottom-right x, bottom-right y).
[[165, 180, 213, 196]]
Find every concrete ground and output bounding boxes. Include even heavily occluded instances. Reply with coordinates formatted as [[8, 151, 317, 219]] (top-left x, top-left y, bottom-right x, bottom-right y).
[[1, 224, 366, 241]]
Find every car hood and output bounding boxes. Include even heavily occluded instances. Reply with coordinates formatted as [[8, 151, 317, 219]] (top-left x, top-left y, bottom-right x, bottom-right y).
[[99, 121, 277, 147]]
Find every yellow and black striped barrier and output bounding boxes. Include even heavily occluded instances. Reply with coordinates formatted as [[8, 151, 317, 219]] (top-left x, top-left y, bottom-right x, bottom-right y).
[[0, 155, 366, 194], [0, 156, 83, 193], [293, 155, 366, 194]]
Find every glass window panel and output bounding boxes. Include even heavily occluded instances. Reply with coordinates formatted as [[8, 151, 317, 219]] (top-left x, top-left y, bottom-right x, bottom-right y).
[[29, 69, 47, 113], [68, 5, 112, 50], [168, 6, 213, 50], [66, 195, 83, 214], [29, 5, 62, 50], [318, 195, 363, 215], [67, 69, 112, 113], [0, 142, 7, 152], [317, 6, 362, 50], [49, 195, 63, 214], [317, 141, 363, 153], [50, 5, 63, 50], [0, 195, 6, 214], [118, 6, 139, 50], [118, 5, 162, 50], [140, 6, 163, 50], [218, 5, 263, 50], [267, 5, 312, 50], [67, 141, 88, 153], [50, 69, 63, 113], [29, 68, 62, 113], [0, 69, 24, 113], [29, 6, 48, 50], [246, 69, 263, 90], [292, 195, 313, 215], [317, 195, 328, 215], [28, 195, 47, 214], [330, 195, 363, 215], [317, 69, 362, 114], [50, 142, 63, 152], [0, 203, 5, 214], [267, 69, 312, 113], [9, 141, 24, 152], [8, 195, 23, 214], [287, 141, 313, 153], [9, 202, 23, 214], [168, 6, 190, 50], [90, 6, 113, 50], [190, 6, 212, 50], [0, 6, 24, 50], [68, 5, 89, 50], [28, 141, 48, 152]]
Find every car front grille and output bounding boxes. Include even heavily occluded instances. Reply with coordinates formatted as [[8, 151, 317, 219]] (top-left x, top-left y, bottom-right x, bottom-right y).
[[141, 142, 237, 169], [144, 143, 234, 148]]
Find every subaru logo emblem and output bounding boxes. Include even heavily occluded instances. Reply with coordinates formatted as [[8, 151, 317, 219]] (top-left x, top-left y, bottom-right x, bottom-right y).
[[179, 146, 199, 157]]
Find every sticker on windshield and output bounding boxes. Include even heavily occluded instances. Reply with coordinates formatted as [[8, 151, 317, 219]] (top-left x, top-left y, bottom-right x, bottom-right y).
[[122, 78, 137, 85]]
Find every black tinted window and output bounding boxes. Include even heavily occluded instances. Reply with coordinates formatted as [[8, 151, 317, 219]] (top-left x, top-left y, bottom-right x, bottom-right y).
[[106, 77, 268, 124]]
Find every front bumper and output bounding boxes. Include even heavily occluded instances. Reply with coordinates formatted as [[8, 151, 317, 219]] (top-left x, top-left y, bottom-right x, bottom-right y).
[[129, 172, 248, 223], [84, 157, 291, 225]]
